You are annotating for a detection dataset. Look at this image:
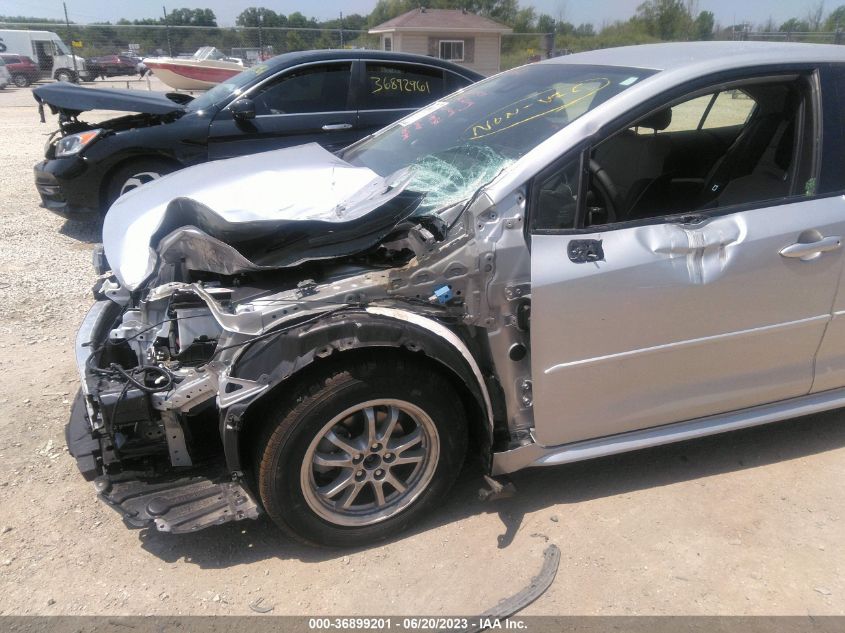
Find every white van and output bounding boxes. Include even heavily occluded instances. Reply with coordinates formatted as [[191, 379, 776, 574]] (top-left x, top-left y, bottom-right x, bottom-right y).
[[0, 29, 89, 82]]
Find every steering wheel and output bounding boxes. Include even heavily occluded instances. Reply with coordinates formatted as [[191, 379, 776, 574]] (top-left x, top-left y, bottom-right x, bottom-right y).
[[588, 159, 621, 224]]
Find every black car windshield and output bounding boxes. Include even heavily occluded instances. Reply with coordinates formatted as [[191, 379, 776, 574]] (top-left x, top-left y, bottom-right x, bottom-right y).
[[343, 63, 654, 214], [186, 63, 274, 111]]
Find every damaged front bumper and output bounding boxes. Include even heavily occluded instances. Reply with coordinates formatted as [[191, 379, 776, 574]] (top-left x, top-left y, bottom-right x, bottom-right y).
[[67, 300, 260, 533]]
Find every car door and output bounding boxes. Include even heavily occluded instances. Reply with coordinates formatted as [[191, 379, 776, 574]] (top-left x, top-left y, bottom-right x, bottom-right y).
[[356, 60, 474, 138], [207, 61, 357, 159], [529, 70, 845, 447]]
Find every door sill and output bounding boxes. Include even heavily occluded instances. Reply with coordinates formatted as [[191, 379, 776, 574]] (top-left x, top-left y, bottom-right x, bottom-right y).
[[491, 386, 845, 475]]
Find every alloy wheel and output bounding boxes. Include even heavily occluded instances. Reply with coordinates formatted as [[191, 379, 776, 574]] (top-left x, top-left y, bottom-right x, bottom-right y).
[[300, 399, 440, 527], [119, 171, 162, 197]]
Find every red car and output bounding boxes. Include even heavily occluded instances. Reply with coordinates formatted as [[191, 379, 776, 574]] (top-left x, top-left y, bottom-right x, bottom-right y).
[[0, 54, 40, 87], [88, 55, 140, 79]]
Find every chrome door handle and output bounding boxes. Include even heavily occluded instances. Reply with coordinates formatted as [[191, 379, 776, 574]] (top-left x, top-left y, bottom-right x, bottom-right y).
[[780, 235, 842, 260], [322, 123, 353, 131]]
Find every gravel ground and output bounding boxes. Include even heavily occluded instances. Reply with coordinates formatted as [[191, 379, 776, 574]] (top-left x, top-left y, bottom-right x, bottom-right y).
[[1, 77, 845, 617]]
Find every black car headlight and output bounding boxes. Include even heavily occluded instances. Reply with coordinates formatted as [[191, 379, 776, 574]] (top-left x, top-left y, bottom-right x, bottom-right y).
[[55, 129, 103, 157]]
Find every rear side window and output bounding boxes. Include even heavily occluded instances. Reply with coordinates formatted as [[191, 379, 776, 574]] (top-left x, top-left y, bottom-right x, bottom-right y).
[[445, 71, 473, 94], [361, 62, 445, 110], [3, 56, 20, 64], [252, 63, 352, 115]]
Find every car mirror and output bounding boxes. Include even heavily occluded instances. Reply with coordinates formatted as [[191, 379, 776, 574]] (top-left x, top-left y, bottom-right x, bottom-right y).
[[231, 98, 256, 122]]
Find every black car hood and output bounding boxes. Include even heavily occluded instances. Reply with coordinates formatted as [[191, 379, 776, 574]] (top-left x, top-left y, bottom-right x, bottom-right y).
[[33, 82, 188, 117]]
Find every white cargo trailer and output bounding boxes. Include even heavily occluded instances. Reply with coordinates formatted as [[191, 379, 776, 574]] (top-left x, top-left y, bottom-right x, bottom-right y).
[[0, 29, 89, 82]]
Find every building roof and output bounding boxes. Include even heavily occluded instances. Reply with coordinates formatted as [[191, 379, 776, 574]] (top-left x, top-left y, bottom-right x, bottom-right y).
[[369, 8, 513, 34]]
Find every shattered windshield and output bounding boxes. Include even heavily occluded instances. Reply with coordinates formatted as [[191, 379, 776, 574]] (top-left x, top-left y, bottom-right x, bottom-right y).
[[186, 63, 272, 112], [343, 63, 654, 215]]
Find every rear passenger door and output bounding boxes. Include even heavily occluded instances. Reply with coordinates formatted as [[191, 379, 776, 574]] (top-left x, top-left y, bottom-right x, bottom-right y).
[[355, 60, 474, 137], [208, 62, 357, 159]]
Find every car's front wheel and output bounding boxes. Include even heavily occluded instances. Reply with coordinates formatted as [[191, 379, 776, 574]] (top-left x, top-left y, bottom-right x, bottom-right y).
[[12, 73, 30, 87], [104, 159, 176, 212], [255, 355, 467, 547]]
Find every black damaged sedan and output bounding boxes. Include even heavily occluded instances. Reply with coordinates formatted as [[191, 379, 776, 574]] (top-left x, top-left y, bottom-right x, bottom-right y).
[[32, 49, 481, 217]]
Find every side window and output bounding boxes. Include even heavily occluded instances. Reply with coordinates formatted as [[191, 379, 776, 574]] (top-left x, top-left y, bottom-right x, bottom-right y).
[[439, 40, 464, 62], [539, 76, 816, 233], [362, 62, 445, 110], [637, 91, 757, 135], [531, 154, 582, 232], [701, 90, 756, 129], [444, 71, 473, 94], [636, 95, 710, 134], [251, 63, 352, 115]]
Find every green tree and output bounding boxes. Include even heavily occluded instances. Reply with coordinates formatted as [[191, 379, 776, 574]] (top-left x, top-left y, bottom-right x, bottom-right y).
[[825, 5, 845, 29], [512, 7, 536, 31], [635, 0, 692, 40], [166, 8, 217, 27], [575, 23, 595, 37], [368, 1, 415, 27], [236, 7, 284, 27], [779, 17, 810, 32], [693, 10, 715, 40], [535, 12, 555, 33]]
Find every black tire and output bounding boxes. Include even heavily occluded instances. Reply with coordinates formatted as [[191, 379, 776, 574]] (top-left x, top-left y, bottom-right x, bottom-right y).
[[12, 73, 30, 88], [54, 69, 75, 83], [104, 159, 176, 212], [255, 355, 467, 547]]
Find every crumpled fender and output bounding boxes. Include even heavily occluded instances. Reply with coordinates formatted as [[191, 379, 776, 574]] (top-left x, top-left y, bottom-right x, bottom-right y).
[[218, 307, 499, 475]]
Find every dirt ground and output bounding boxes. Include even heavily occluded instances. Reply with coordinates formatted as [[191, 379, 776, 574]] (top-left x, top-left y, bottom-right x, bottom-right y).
[[1, 77, 844, 618]]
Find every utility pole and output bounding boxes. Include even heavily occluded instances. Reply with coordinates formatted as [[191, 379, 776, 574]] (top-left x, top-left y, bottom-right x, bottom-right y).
[[162, 5, 173, 57], [258, 11, 263, 59], [62, 2, 79, 80], [339, 11, 344, 48]]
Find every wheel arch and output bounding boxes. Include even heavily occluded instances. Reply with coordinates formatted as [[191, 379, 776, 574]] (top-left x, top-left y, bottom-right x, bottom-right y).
[[220, 308, 501, 481], [98, 153, 182, 211]]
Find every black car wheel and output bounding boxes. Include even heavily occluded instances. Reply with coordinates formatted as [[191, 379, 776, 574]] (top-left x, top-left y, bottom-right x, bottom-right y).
[[54, 70, 75, 83], [105, 159, 176, 211], [254, 355, 467, 547], [12, 73, 30, 88]]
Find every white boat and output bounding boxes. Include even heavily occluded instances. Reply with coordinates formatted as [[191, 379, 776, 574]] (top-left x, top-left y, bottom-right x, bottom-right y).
[[143, 47, 244, 90]]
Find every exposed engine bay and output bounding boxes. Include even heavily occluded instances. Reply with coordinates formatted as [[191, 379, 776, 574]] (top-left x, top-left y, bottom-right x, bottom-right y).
[[70, 143, 532, 534]]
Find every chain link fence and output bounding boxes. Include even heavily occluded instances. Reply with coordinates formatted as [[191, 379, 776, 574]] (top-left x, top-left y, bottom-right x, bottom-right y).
[[731, 30, 845, 44], [3, 21, 843, 85], [0, 22, 557, 78], [0, 22, 379, 69]]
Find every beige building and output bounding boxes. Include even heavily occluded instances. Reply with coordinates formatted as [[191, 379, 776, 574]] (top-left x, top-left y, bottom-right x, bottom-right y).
[[368, 8, 513, 76]]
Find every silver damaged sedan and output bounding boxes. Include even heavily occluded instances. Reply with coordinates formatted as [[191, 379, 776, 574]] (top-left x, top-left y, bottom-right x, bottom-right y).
[[69, 42, 845, 546]]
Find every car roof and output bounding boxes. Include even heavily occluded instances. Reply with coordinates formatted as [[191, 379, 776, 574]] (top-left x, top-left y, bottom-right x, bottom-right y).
[[543, 41, 845, 73], [261, 49, 485, 79]]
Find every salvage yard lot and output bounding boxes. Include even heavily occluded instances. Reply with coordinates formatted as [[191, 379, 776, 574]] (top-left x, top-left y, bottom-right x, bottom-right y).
[[1, 78, 845, 616]]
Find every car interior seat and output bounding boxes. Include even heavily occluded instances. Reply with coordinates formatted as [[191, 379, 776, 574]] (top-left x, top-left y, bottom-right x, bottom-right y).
[[592, 107, 673, 221]]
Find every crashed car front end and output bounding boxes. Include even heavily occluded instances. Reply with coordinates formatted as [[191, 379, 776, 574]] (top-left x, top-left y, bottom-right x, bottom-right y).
[[64, 62, 648, 540], [67, 140, 516, 533]]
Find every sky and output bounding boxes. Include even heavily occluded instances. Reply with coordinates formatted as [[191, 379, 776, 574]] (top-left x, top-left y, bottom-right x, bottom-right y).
[[0, 0, 833, 30]]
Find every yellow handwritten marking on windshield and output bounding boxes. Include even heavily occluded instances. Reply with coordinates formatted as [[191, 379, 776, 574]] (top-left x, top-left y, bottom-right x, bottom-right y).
[[467, 78, 611, 140]]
